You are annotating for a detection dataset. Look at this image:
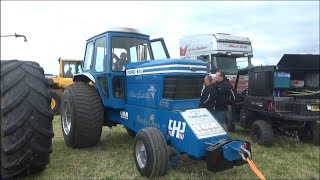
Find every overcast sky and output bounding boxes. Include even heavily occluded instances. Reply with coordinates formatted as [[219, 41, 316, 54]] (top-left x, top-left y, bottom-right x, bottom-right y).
[[1, 1, 319, 74]]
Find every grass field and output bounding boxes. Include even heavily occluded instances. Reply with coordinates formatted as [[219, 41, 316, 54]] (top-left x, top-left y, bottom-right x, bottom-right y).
[[24, 116, 319, 180]]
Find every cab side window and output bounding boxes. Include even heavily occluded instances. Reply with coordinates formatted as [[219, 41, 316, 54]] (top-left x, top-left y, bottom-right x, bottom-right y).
[[93, 37, 107, 72], [150, 41, 166, 59], [83, 42, 94, 71]]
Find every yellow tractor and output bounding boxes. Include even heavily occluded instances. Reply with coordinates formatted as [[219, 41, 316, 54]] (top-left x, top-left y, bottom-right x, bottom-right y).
[[46, 57, 82, 114]]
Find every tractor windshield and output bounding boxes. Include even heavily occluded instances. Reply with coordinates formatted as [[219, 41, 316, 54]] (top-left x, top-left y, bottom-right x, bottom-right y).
[[111, 36, 151, 71], [215, 56, 249, 75]]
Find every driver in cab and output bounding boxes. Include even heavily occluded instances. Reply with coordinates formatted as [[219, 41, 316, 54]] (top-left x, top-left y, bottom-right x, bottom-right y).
[[113, 52, 130, 71]]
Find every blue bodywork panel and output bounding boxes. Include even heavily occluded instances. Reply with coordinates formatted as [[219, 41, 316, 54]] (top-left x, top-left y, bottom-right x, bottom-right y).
[[125, 59, 207, 111], [107, 105, 232, 157]]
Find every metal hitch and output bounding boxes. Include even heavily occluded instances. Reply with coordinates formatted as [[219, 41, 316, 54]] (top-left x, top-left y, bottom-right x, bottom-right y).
[[205, 139, 251, 172]]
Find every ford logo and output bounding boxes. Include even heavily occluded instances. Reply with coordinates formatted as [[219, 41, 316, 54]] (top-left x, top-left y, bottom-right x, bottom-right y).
[[190, 67, 197, 72]]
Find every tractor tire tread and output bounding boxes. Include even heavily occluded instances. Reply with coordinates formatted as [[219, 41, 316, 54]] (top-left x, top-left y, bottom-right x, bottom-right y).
[[63, 83, 104, 148], [134, 127, 168, 177], [251, 120, 274, 146], [1, 60, 54, 179]]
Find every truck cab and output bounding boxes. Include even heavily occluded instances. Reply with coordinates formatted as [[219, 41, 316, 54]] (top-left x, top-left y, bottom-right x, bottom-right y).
[[180, 33, 253, 92], [59, 58, 83, 79]]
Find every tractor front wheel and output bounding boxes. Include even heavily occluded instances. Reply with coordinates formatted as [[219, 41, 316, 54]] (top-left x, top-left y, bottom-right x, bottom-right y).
[[134, 127, 168, 177], [61, 83, 104, 148]]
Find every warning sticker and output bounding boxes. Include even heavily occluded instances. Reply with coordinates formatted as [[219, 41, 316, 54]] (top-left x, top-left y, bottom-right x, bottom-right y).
[[181, 108, 226, 139]]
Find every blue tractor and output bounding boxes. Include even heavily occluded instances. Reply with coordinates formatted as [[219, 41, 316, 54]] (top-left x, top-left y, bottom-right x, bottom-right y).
[[61, 27, 254, 177]]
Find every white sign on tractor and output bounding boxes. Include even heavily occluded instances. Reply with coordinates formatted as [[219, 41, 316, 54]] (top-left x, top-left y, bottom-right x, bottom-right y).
[[181, 108, 226, 139]]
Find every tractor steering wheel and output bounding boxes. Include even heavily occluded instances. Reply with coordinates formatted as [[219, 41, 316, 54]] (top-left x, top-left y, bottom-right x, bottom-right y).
[[112, 53, 121, 70], [112, 53, 120, 61]]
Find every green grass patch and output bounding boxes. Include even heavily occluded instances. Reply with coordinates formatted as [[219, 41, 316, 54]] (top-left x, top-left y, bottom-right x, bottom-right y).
[[24, 116, 319, 179]]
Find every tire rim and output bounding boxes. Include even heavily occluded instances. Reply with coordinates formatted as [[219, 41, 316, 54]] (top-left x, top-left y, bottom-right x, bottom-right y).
[[51, 98, 56, 110], [135, 141, 147, 169], [62, 100, 72, 135]]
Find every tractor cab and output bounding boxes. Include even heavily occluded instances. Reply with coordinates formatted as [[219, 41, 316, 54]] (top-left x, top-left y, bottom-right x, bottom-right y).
[[57, 58, 83, 78], [74, 27, 171, 109]]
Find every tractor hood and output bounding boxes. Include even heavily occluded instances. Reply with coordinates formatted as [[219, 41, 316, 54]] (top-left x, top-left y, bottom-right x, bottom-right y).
[[126, 59, 206, 69], [276, 54, 320, 71], [125, 59, 207, 76]]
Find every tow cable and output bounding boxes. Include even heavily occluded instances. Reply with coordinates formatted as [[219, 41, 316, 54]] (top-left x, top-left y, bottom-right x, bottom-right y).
[[239, 146, 266, 180]]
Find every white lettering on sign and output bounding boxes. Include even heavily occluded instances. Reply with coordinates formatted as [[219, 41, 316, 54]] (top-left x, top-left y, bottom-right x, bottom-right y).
[[128, 84, 156, 100], [128, 91, 151, 99], [120, 111, 128, 119], [168, 120, 186, 139], [217, 42, 252, 52], [251, 101, 263, 107], [126, 69, 144, 76], [126, 69, 136, 75], [45, 75, 57, 79], [181, 108, 226, 139], [188, 46, 208, 52]]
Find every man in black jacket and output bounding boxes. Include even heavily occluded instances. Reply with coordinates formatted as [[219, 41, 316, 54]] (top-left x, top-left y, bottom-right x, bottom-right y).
[[199, 75, 216, 114], [213, 71, 236, 127]]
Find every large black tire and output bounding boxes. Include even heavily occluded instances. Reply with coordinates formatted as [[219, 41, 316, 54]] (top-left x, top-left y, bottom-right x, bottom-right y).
[[298, 121, 320, 145], [61, 83, 104, 148], [310, 121, 320, 145], [226, 108, 235, 132], [49, 90, 61, 115], [250, 120, 274, 146], [1, 60, 54, 178], [134, 127, 169, 177]]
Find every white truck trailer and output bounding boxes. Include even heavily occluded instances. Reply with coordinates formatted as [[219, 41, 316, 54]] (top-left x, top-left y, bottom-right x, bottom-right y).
[[180, 33, 253, 92]]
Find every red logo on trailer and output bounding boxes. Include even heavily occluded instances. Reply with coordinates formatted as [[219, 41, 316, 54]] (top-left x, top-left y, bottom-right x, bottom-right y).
[[180, 45, 188, 56]]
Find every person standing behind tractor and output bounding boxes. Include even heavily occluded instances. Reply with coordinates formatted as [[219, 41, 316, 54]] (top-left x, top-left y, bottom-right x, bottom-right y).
[[199, 75, 216, 114], [213, 71, 236, 128]]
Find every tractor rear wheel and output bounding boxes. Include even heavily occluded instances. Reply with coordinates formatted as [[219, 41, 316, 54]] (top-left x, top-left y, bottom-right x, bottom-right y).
[[1, 60, 54, 178], [250, 120, 274, 146], [61, 83, 104, 148], [49, 90, 61, 115], [134, 127, 168, 177]]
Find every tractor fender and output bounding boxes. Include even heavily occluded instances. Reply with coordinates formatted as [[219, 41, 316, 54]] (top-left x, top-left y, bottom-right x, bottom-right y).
[[73, 73, 95, 83]]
